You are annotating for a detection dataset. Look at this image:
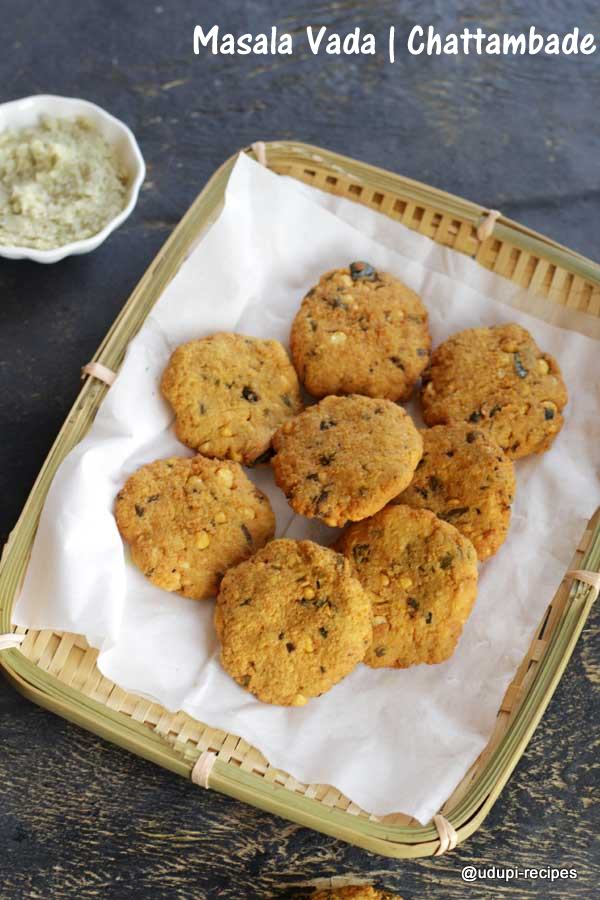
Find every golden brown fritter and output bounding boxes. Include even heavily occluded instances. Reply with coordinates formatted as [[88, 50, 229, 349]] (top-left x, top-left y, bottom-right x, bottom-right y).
[[421, 323, 567, 459], [115, 455, 275, 600], [290, 263, 431, 401], [215, 539, 372, 706], [394, 424, 515, 559], [272, 395, 423, 527], [338, 505, 478, 668], [161, 332, 303, 464], [312, 887, 401, 900]]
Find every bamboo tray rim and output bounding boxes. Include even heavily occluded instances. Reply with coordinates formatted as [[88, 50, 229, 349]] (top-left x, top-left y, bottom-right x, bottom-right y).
[[267, 141, 600, 283], [1, 140, 599, 858]]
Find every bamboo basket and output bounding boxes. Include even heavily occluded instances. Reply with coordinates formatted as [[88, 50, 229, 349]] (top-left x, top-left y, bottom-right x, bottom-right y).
[[1, 142, 599, 859]]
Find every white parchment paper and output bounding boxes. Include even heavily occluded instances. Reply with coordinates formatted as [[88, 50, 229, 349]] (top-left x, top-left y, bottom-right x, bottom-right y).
[[14, 154, 600, 824]]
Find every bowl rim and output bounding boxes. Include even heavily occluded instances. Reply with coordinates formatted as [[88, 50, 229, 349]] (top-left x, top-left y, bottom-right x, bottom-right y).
[[0, 93, 146, 263]]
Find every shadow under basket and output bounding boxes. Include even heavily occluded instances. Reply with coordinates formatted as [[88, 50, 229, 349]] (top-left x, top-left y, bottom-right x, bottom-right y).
[[1, 142, 599, 858]]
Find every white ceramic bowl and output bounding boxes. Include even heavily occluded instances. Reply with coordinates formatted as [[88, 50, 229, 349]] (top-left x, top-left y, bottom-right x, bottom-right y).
[[0, 95, 145, 263]]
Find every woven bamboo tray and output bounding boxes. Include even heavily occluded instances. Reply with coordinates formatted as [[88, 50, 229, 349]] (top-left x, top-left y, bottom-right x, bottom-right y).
[[1, 142, 599, 859]]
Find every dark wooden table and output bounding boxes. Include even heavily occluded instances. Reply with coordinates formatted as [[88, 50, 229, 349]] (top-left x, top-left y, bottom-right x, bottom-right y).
[[1, 2, 599, 897]]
